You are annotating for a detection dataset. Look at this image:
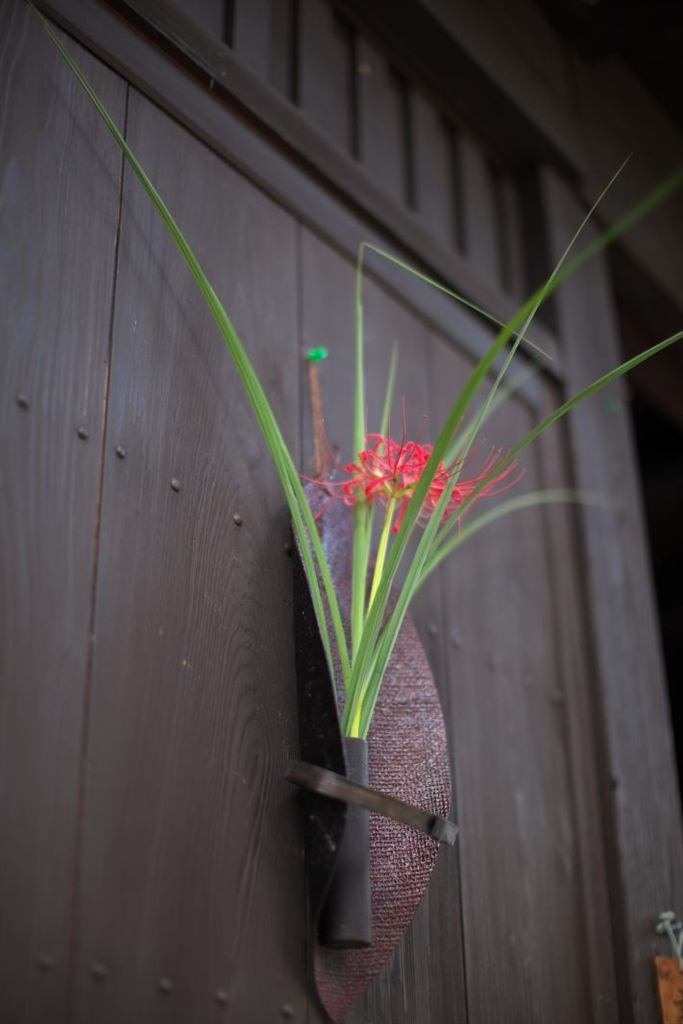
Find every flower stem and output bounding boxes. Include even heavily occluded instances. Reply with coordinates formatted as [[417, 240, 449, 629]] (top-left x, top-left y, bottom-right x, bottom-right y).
[[368, 497, 396, 610]]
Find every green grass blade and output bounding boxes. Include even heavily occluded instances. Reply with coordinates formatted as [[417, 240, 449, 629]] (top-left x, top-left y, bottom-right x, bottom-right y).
[[358, 327, 682, 734], [507, 332, 682, 462], [361, 243, 553, 362], [350, 244, 368, 658], [349, 342, 396, 659], [37, 9, 351, 684], [444, 363, 540, 466], [379, 344, 399, 437], [420, 489, 612, 583], [345, 178, 682, 734], [434, 158, 630, 554]]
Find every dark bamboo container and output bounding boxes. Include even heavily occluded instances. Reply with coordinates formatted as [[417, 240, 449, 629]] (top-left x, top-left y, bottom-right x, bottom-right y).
[[319, 737, 372, 949]]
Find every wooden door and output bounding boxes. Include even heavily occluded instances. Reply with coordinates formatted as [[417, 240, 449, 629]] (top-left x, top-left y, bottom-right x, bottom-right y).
[[2, 1, 680, 1022]]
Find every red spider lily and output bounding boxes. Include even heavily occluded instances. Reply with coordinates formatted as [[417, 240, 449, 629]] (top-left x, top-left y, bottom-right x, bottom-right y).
[[314, 432, 523, 532]]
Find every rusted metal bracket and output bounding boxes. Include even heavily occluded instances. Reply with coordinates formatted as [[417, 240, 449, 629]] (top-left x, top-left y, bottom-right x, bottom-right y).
[[286, 760, 458, 846]]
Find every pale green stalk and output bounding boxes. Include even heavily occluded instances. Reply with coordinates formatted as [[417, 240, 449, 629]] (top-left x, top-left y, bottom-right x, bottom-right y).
[[349, 246, 368, 660], [368, 497, 397, 610], [350, 343, 397, 654]]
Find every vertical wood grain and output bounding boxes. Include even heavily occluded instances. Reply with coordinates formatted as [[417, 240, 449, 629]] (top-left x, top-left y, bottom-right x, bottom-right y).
[[185, 0, 226, 41], [299, 0, 354, 154], [535, 382, 619, 1022], [459, 132, 499, 282], [356, 39, 407, 206], [300, 231, 468, 1022], [499, 173, 526, 300], [0, 5, 126, 1022], [411, 89, 454, 250], [430, 337, 593, 1024], [541, 165, 683, 1024], [71, 91, 306, 1024], [232, 0, 275, 82]]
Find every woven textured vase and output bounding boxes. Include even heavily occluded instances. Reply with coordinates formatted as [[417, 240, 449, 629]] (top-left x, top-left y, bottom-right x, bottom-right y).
[[292, 486, 453, 1022]]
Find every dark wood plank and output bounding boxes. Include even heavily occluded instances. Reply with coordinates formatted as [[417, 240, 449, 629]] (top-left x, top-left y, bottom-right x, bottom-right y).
[[430, 336, 594, 1023], [459, 132, 499, 283], [540, 166, 683, 1024], [232, 0, 272, 80], [571, 51, 683, 308], [498, 172, 526, 300], [411, 88, 455, 250], [0, 5, 126, 1023], [535, 381, 620, 1022], [39, 0, 562, 377], [299, 0, 354, 154], [71, 90, 307, 1024], [335, 0, 583, 176], [185, 0, 225, 41], [300, 230, 468, 1023], [356, 37, 407, 206]]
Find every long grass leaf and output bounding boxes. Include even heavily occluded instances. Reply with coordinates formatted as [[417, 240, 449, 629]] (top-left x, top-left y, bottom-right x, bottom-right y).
[[355, 329, 681, 735], [420, 489, 612, 582], [360, 243, 553, 361], [37, 9, 351, 684], [345, 179, 681, 733]]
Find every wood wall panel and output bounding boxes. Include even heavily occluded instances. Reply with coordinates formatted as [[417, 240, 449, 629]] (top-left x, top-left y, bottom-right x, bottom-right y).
[[541, 167, 683, 1024], [72, 91, 306, 1024], [459, 133, 499, 287], [299, 0, 354, 154], [357, 40, 407, 207], [535, 383, 619, 1022], [429, 339, 593, 1024], [0, 4, 126, 1022], [5, 3, 678, 1022], [412, 89, 456, 250]]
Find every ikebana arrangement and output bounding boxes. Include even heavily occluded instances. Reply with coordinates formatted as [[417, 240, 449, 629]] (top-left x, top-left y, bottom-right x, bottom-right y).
[[36, 6, 682, 1019]]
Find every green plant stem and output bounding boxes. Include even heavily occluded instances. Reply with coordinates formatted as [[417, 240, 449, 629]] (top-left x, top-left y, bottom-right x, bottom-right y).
[[419, 489, 612, 583], [369, 497, 397, 610]]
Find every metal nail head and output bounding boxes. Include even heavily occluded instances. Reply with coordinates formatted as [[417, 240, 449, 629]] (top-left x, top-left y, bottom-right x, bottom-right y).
[[233, 513, 243, 526], [156, 976, 173, 993], [170, 479, 181, 493], [115, 446, 126, 459], [90, 961, 108, 980], [215, 988, 229, 1005], [16, 394, 30, 409], [37, 954, 56, 972], [281, 1005, 294, 1019], [77, 426, 89, 440]]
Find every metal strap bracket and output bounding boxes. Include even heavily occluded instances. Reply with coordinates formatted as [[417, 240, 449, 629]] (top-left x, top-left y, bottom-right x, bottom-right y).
[[286, 760, 458, 846]]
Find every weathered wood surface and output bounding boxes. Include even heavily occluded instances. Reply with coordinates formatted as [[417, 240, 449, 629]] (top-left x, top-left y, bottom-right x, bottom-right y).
[[3, 2, 681, 1023], [299, 0, 355, 154], [0, 5, 126, 1023], [430, 342, 594, 1024], [45, 0, 561, 376], [541, 166, 683, 1024], [71, 90, 306, 1024]]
